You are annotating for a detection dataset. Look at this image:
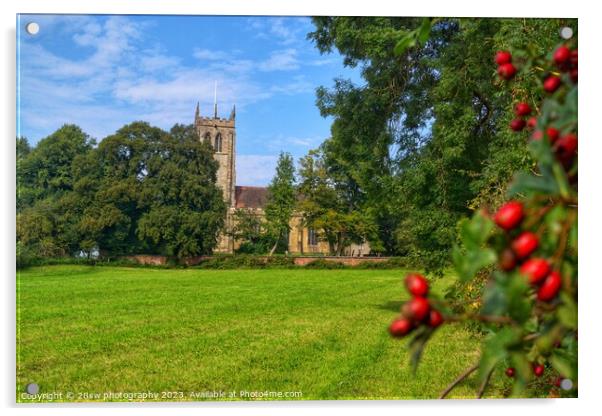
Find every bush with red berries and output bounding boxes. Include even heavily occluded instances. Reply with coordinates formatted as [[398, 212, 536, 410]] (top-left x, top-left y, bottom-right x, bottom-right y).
[[390, 39, 577, 399]]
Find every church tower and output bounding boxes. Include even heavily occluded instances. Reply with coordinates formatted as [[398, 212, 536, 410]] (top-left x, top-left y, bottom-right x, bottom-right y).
[[194, 101, 237, 208]]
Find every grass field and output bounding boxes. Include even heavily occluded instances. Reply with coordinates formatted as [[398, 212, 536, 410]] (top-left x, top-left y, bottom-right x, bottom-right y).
[[16, 265, 507, 402]]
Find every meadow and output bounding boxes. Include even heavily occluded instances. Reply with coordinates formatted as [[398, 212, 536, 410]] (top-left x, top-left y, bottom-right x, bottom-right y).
[[16, 265, 507, 401]]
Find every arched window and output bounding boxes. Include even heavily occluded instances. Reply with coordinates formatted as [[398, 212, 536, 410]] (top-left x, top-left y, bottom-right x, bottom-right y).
[[203, 132, 211, 144], [308, 228, 318, 246], [214, 133, 223, 152]]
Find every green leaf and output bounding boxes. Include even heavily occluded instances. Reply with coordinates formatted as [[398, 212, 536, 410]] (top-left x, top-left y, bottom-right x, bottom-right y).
[[558, 292, 577, 330], [479, 327, 521, 381], [508, 171, 559, 197], [416, 18, 432, 44], [505, 274, 531, 323], [408, 327, 435, 372], [453, 212, 496, 281], [551, 352, 575, 379], [454, 247, 496, 282], [552, 162, 571, 200], [509, 351, 531, 393], [482, 272, 531, 322], [459, 211, 494, 250], [394, 35, 416, 56]]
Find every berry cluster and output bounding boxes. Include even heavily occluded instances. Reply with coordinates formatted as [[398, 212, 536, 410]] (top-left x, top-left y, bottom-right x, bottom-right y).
[[505, 364, 546, 378], [495, 50, 516, 80], [493, 201, 562, 302], [545, 45, 578, 92], [509, 101, 532, 132], [501, 47, 578, 171], [389, 273, 443, 338]]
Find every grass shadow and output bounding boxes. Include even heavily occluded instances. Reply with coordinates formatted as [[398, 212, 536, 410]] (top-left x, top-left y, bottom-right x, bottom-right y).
[[376, 300, 403, 313]]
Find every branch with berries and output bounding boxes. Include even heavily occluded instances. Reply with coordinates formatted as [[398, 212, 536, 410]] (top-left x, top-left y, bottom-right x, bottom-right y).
[[389, 40, 577, 399]]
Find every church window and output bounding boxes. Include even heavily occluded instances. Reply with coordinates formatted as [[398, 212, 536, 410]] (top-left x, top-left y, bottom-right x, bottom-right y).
[[308, 228, 318, 246], [215, 133, 223, 152]]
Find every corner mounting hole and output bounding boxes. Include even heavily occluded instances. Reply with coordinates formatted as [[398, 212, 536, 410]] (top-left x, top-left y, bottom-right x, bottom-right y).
[[560, 27, 573, 40], [25, 22, 39, 35]]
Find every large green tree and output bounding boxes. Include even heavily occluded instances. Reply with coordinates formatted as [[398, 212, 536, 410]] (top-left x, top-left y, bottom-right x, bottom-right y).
[[308, 17, 572, 268], [17, 122, 226, 262], [17, 125, 96, 260], [136, 124, 226, 257], [297, 148, 381, 255], [264, 152, 296, 255], [17, 124, 95, 211]]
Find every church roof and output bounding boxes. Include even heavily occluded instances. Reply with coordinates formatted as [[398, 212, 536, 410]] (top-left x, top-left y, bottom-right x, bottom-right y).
[[235, 186, 268, 209]]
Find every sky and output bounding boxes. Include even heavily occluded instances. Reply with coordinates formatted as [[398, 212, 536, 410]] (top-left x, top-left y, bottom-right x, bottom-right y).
[[16, 14, 363, 186]]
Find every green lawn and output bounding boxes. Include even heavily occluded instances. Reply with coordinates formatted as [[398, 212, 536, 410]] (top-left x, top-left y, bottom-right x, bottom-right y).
[[17, 265, 506, 402]]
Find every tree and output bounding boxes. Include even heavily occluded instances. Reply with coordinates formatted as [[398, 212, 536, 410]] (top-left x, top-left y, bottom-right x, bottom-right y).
[[264, 152, 296, 255], [297, 148, 381, 255], [16, 122, 226, 262], [136, 124, 226, 258], [17, 125, 95, 212], [229, 208, 271, 254], [308, 17, 572, 269]]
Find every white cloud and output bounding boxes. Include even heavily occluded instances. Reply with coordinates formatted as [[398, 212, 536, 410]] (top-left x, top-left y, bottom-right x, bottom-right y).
[[236, 155, 279, 186], [267, 134, 323, 152], [193, 48, 231, 61], [139, 53, 179, 72], [269, 75, 314, 95], [258, 48, 299, 71], [19, 15, 324, 143], [247, 17, 312, 46]]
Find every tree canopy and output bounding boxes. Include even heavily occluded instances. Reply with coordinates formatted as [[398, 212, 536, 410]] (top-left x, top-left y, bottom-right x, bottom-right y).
[[307, 17, 574, 269], [17, 122, 225, 264]]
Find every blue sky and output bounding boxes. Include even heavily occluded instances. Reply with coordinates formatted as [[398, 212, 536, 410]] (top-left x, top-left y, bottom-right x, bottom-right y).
[[16, 14, 362, 185]]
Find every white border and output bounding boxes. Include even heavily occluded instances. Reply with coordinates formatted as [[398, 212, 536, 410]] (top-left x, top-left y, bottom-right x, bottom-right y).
[[3, 1, 601, 416]]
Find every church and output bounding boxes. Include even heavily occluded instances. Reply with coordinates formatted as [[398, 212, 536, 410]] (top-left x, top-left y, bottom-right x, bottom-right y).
[[193, 101, 370, 256]]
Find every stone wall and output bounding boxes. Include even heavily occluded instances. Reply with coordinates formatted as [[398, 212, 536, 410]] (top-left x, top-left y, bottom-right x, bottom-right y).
[[291, 256, 389, 266], [123, 255, 168, 265], [123, 255, 390, 267]]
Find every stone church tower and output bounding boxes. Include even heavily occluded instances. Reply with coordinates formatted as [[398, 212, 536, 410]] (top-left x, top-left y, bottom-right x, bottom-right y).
[[194, 101, 237, 252], [194, 101, 237, 208]]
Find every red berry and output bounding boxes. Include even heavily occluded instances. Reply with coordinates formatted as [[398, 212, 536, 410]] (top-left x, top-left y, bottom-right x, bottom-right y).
[[519, 258, 551, 285], [427, 309, 443, 328], [495, 50, 512, 65], [543, 75, 562, 93], [505, 367, 515, 378], [555, 134, 578, 163], [510, 118, 526, 132], [533, 364, 545, 377], [515, 102, 532, 116], [570, 68, 578, 84], [405, 273, 429, 297], [498, 63, 517, 80], [389, 318, 414, 337], [494, 201, 524, 230], [546, 127, 560, 144], [405, 297, 430, 322], [526, 117, 537, 129], [554, 377, 563, 387], [531, 130, 543, 141], [499, 248, 517, 271], [553, 45, 571, 66], [511, 232, 538, 259], [537, 271, 562, 301]]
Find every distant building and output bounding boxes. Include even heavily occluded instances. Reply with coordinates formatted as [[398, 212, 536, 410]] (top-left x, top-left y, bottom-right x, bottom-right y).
[[194, 102, 369, 256]]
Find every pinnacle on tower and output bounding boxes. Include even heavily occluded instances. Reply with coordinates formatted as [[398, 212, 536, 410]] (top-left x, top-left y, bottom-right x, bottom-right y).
[[195, 101, 200, 119], [213, 81, 218, 119], [229, 105, 236, 121]]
